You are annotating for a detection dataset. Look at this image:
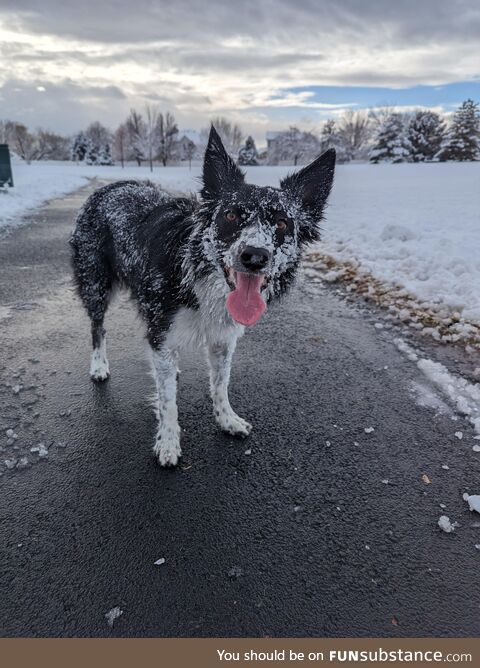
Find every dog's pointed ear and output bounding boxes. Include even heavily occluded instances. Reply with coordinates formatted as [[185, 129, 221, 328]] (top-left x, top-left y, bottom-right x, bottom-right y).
[[280, 148, 336, 220], [201, 125, 245, 199]]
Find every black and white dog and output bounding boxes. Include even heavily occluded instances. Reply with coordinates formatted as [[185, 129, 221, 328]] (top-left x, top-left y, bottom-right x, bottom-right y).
[[71, 127, 335, 466]]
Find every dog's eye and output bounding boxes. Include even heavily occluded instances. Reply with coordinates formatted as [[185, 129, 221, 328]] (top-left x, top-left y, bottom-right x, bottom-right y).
[[276, 219, 288, 231], [225, 210, 237, 222]]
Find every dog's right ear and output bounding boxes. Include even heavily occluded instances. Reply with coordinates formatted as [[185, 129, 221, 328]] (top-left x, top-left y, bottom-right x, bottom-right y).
[[201, 126, 245, 199]]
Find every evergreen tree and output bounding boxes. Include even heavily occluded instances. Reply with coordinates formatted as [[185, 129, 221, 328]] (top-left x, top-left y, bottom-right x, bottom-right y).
[[238, 136, 259, 165], [71, 131, 89, 162], [369, 113, 411, 163], [406, 110, 446, 162], [435, 99, 480, 162], [98, 143, 114, 165], [85, 143, 98, 165]]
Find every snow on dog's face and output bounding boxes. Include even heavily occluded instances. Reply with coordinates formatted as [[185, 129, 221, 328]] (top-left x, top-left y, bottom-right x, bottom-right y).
[[199, 126, 336, 327]]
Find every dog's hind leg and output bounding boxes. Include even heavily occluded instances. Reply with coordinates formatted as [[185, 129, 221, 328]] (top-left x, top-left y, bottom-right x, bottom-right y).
[[149, 344, 182, 467], [90, 320, 110, 382], [71, 233, 113, 382], [207, 338, 252, 437]]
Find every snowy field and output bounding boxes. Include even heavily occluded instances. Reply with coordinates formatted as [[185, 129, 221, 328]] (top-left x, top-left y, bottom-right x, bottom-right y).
[[1, 160, 479, 340]]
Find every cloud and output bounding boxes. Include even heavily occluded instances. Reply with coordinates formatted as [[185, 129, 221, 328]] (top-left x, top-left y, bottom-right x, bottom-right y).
[[0, 0, 479, 139], [0, 79, 128, 132]]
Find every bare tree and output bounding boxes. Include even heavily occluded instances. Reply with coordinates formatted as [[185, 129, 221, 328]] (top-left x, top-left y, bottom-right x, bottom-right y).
[[320, 119, 349, 163], [142, 105, 161, 172], [201, 117, 243, 156], [114, 123, 129, 168], [35, 129, 70, 160], [267, 127, 320, 166], [337, 110, 372, 160], [368, 106, 395, 131], [125, 109, 147, 166], [9, 123, 38, 163], [156, 111, 178, 166], [0, 120, 16, 145], [85, 121, 111, 149]]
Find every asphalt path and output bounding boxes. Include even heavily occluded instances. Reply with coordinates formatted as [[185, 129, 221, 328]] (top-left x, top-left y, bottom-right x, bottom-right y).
[[1, 182, 479, 637]]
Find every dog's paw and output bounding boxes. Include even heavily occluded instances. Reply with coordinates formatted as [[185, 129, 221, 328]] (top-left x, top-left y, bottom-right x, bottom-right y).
[[218, 412, 252, 437], [90, 353, 110, 382], [153, 433, 182, 467]]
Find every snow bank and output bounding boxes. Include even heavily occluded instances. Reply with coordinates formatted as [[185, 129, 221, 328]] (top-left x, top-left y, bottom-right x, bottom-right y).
[[311, 162, 480, 336], [0, 163, 88, 229]]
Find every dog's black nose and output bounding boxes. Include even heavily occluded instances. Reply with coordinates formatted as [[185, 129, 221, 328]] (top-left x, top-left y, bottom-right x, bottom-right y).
[[240, 246, 270, 271]]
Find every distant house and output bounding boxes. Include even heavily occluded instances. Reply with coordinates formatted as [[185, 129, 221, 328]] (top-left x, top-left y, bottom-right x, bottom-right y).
[[174, 130, 202, 162], [266, 131, 283, 151]]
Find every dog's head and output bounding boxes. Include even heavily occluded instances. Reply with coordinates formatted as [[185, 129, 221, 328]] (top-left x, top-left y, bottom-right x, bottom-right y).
[[197, 126, 335, 327]]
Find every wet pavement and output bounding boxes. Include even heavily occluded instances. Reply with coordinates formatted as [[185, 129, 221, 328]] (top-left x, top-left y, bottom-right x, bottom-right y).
[[1, 183, 480, 637]]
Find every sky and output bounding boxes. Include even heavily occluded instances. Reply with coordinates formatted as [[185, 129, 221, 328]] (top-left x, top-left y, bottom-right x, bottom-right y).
[[1, 0, 480, 143]]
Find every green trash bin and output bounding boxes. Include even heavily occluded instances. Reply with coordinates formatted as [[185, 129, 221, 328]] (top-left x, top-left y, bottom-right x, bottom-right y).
[[0, 144, 14, 187]]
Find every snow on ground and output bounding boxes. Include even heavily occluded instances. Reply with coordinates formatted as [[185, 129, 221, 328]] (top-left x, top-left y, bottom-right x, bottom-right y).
[[309, 162, 480, 345], [1, 161, 480, 345], [0, 163, 87, 228], [418, 358, 480, 434], [0, 161, 203, 231], [394, 336, 480, 435]]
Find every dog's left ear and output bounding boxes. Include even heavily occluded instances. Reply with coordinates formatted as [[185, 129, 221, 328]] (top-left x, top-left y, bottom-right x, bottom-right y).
[[201, 125, 245, 200], [280, 148, 336, 223]]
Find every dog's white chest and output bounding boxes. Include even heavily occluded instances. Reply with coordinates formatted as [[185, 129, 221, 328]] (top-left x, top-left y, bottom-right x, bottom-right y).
[[165, 304, 243, 351]]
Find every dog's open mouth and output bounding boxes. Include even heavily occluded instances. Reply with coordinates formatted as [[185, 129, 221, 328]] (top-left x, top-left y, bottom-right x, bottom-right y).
[[224, 266, 267, 327]]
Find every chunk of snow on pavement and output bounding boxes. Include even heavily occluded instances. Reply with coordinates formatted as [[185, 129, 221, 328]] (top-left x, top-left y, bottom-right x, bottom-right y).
[[463, 493, 480, 514], [473, 445, 480, 452], [394, 338, 419, 362], [364, 427, 375, 434], [438, 515, 456, 533], [455, 431, 463, 440], [154, 557, 166, 566], [228, 565, 243, 578], [105, 606, 123, 627], [410, 382, 450, 414], [30, 443, 48, 457]]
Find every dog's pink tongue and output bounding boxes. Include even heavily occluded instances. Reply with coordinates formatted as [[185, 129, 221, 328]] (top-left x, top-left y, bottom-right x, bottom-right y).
[[226, 272, 266, 326]]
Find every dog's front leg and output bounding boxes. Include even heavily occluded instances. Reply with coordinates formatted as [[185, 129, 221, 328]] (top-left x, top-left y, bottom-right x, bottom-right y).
[[207, 340, 252, 437], [150, 345, 181, 467]]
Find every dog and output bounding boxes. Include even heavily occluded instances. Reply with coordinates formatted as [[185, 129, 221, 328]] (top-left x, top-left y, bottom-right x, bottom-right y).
[[70, 127, 335, 466]]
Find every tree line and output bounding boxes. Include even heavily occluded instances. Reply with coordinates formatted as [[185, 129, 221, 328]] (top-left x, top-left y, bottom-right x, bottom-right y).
[[266, 99, 480, 165], [1, 99, 479, 166]]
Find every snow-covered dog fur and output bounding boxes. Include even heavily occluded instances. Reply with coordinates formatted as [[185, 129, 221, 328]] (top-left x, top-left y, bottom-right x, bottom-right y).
[[70, 127, 335, 467]]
